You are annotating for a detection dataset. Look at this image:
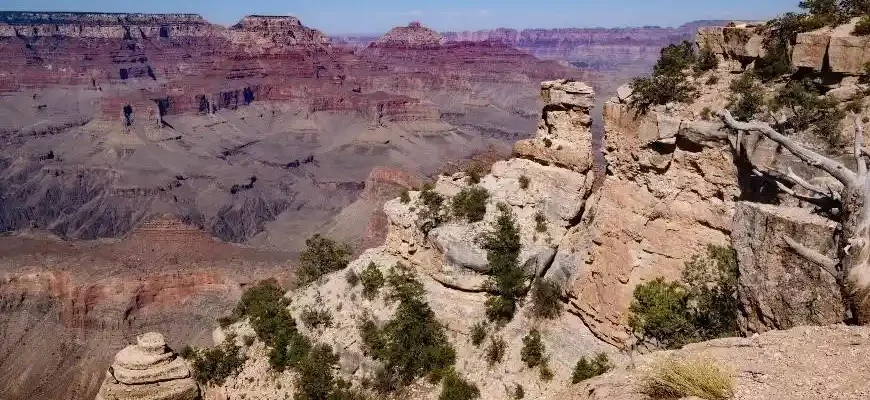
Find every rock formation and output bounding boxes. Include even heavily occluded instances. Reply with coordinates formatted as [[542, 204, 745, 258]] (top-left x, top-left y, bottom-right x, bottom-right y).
[[372, 21, 443, 48], [96, 332, 199, 400]]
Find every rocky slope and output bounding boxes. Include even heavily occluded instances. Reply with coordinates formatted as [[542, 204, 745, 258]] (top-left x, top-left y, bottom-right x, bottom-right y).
[[202, 17, 870, 400]]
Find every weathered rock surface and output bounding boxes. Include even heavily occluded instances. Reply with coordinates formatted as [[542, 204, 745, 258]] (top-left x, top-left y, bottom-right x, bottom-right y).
[[732, 202, 845, 333], [700, 17, 870, 75], [96, 332, 200, 400], [555, 325, 870, 400], [514, 79, 595, 172]]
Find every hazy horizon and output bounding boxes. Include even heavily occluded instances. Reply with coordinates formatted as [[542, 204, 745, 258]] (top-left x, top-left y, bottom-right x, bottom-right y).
[[2, 0, 799, 35]]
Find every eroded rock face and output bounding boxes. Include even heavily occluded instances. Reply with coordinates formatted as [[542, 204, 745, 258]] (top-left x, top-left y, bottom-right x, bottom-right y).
[[699, 17, 870, 75], [96, 332, 200, 400], [732, 202, 845, 333], [514, 79, 595, 172], [559, 95, 736, 345]]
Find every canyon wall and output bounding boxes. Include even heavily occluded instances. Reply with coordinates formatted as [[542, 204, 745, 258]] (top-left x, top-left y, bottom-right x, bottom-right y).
[[0, 13, 584, 248]]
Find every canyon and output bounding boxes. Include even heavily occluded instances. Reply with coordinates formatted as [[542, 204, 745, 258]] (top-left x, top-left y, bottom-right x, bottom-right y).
[[0, 11, 592, 400], [201, 16, 870, 400], [6, 7, 859, 400]]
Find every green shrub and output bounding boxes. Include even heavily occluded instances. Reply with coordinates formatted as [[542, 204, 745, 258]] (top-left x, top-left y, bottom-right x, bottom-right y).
[[465, 162, 488, 185], [360, 262, 386, 300], [514, 384, 525, 399], [400, 189, 411, 204], [855, 15, 870, 35], [572, 353, 612, 384], [217, 316, 234, 328], [418, 184, 447, 233], [653, 41, 697, 76], [727, 73, 765, 121], [531, 280, 562, 319], [267, 321, 312, 371], [539, 359, 554, 382], [228, 279, 285, 323], [682, 245, 739, 341], [845, 95, 865, 113], [188, 337, 247, 386], [363, 266, 456, 388], [542, 137, 553, 148], [439, 370, 480, 400], [770, 79, 845, 147], [242, 335, 255, 346], [359, 318, 385, 357], [695, 45, 718, 74], [642, 358, 734, 400], [470, 322, 487, 347], [225, 280, 311, 372], [700, 107, 713, 121], [520, 329, 546, 368], [294, 344, 340, 400], [385, 263, 426, 302], [534, 212, 547, 233], [630, 74, 697, 112], [297, 234, 352, 285], [706, 75, 719, 85], [453, 187, 490, 223], [518, 175, 530, 190], [630, 41, 699, 112], [755, 39, 792, 81], [628, 278, 695, 349], [345, 269, 360, 287], [300, 307, 333, 330], [629, 245, 738, 349], [482, 203, 526, 323], [485, 335, 507, 366]]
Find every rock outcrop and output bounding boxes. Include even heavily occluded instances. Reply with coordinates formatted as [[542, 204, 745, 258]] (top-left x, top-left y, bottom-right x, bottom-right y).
[[732, 202, 844, 333], [698, 18, 870, 75], [96, 332, 199, 400], [514, 79, 595, 172], [372, 21, 443, 48], [554, 324, 870, 400]]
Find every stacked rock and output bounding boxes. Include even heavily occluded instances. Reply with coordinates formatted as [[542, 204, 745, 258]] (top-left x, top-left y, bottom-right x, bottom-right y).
[[513, 79, 595, 173], [96, 332, 200, 400]]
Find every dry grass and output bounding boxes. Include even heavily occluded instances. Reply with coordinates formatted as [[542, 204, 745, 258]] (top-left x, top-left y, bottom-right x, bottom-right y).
[[641, 357, 734, 400]]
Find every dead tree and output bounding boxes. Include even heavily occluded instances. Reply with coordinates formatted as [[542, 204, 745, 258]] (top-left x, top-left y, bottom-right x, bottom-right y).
[[720, 109, 870, 323]]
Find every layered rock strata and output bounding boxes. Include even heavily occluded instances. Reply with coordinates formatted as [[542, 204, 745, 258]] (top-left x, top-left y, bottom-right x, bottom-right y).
[[96, 332, 199, 400], [697, 18, 870, 75]]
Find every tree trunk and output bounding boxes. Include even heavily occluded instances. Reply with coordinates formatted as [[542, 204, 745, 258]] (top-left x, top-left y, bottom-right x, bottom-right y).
[[841, 178, 870, 323]]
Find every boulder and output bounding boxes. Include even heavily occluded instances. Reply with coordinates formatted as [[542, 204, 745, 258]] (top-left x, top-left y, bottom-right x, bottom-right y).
[[828, 18, 870, 74], [827, 85, 861, 101], [616, 83, 633, 103], [96, 332, 200, 400], [732, 202, 845, 334], [792, 30, 831, 71]]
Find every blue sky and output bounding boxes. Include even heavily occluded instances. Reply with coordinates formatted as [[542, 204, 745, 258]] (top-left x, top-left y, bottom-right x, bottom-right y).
[[3, 0, 800, 34]]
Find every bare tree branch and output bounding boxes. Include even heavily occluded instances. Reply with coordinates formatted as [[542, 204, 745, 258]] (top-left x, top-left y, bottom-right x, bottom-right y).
[[753, 167, 840, 201], [751, 169, 837, 208], [720, 110, 858, 186], [783, 235, 840, 280], [856, 116, 867, 178]]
